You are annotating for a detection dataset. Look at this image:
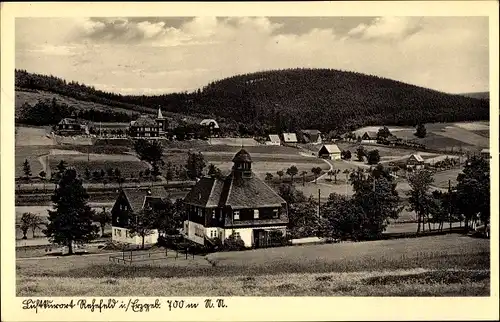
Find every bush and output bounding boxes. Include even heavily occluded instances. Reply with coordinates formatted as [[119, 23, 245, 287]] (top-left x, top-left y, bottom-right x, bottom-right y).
[[223, 234, 246, 251]]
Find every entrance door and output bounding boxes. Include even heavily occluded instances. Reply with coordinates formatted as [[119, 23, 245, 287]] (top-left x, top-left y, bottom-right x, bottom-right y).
[[253, 229, 269, 248]]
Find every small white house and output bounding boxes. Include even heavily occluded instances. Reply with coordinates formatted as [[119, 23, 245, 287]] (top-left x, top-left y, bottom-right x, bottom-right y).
[[406, 154, 425, 169], [318, 144, 341, 160], [266, 134, 281, 146], [282, 133, 298, 144]]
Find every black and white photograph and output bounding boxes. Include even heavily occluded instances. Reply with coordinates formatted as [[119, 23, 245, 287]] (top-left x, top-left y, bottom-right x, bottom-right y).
[[1, 2, 498, 319]]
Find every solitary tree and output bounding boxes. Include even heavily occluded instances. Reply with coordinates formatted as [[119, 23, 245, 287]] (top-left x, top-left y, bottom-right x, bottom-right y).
[[286, 165, 299, 183], [331, 169, 341, 183], [406, 169, 435, 233], [265, 172, 274, 181], [20, 212, 40, 239], [455, 156, 490, 231], [56, 160, 67, 176], [93, 207, 111, 236], [367, 150, 381, 165], [165, 162, 174, 183], [311, 167, 322, 183], [343, 169, 350, 182], [356, 146, 366, 162], [185, 151, 206, 180], [301, 170, 308, 186], [207, 163, 223, 179], [128, 208, 158, 249], [276, 170, 284, 181], [44, 169, 99, 255], [23, 159, 32, 179], [415, 123, 427, 138]]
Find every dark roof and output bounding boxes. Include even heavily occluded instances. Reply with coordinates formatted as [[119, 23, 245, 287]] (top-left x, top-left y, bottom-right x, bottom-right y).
[[363, 131, 378, 138], [184, 173, 286, 210], [232, 148, 252, 163], [224, 175, 286, 209], [121, 186, 169, 212], [131, 116, 158, 127]]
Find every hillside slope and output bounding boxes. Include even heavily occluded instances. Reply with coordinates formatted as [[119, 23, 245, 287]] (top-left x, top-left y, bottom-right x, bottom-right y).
[[460, 92, 489, 100], [15, 69, 489, 134]]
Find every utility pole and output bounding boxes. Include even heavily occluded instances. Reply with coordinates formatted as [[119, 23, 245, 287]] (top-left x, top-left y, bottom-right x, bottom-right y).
[[448, 179, 452, 231], [318, 189, 321, 219]]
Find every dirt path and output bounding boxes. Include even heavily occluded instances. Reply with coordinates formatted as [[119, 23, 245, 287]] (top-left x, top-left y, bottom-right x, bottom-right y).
[[309, 159, 334, 183], [37, 154, 51, 178]]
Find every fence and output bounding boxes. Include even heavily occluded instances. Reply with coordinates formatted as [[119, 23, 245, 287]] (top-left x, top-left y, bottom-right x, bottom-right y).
[[108, 248, 196, 265]]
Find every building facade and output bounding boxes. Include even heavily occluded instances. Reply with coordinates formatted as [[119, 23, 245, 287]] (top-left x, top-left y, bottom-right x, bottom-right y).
[[110, 187, 170, 245], [183, 149, 289, 248], [406, 154, 425, 169], [55, 118, 90, 136], [318, 144, 341, 160], [129, 108, 168, 138]]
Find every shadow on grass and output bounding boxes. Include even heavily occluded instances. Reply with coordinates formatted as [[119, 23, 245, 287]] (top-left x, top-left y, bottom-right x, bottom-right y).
[[29, 252, 490, 279], [361, 270, 490, 285]]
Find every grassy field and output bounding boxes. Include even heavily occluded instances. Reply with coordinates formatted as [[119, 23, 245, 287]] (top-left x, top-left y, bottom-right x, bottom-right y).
[[201, 144, 302, 155], [432, 168, 462, 189], [47, 150, 150, 178], [15, 126, 54, 146], [16, 235, 489, 296]]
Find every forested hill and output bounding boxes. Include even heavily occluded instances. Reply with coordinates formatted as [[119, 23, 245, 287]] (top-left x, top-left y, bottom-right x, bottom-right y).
[[460, 92, 489, 100], [15, 68, 489, 134]]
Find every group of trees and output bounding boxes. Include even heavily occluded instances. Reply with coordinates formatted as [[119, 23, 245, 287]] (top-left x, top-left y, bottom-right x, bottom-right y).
[[355, 146, 381, 165], [277, 155, 490, 242], [16, 69, 489, 137], [266, 166, 324, 185], [41, 167, 184, 253], [17, 97, 136, 126]]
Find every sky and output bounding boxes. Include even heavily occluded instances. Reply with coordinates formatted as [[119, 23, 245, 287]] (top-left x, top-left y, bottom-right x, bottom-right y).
[[15, 16, 489, 95]]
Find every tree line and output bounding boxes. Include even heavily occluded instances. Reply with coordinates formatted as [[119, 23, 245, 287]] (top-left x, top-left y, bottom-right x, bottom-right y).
[[16, 97, 138, 126], [15, 68, 489, 137], [279, 156, 490, 241]]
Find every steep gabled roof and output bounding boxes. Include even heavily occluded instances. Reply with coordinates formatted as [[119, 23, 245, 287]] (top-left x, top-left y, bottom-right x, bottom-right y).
[[283, 133, 298, 143], [319, 144, 341, 154], [131, 116, 158, 127], [363, 131, 378, 139], [224, 175, 286, 209], [120, 186, 169, 212], [200, 119, 220, 129], [268, 134, 281, 143], [408, 154, 425, 162]]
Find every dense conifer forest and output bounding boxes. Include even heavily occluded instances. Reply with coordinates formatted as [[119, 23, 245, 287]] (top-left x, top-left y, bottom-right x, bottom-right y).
[[15, 68, 489, 134]]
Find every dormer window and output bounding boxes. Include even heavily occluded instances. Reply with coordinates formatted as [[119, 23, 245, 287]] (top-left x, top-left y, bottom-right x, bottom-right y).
[[254, 209, 259, 219], [272, 209, 279, 219], [233, 210, 240, 220]]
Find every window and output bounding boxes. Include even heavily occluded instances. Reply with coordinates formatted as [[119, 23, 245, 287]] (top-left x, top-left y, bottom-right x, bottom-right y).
[[254, 209, 259, 219], [197, 208, 202, 217], [272, 209, 279, 219], [234, 232, 241, 238], [212, 209, 216, 219], [233, 210, 240, 220]]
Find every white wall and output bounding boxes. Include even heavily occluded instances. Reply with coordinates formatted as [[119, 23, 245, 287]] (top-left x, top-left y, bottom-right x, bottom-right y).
[[331, 152, 341, 160], [112, 226, 159, 245], [183, 220, 205, 245]]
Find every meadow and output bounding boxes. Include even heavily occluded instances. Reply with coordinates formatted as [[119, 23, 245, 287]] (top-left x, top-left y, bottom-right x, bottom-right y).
[[16, 234, 489, 296]]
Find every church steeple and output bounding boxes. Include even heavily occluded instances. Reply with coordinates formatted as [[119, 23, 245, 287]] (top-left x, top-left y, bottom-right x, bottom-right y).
[[157, 107, 164, 119], [232, 148, 252, 179]]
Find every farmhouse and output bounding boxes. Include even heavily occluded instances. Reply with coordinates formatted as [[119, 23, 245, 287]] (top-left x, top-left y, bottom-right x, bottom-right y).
[[111, 187, 170, 245], [282, 133, 298, 145], [299, 129, 322, 144], [183, 148, 289, 248], [406, 154, 425, 169], [266, 134, 281, 146], [200, 119, 220, 137], [129, 116, 160, 138], [361, 131, 377, 143], [480, 148, 490, 159], [318, 144, 341, 160], [55, 118, 90, 136]]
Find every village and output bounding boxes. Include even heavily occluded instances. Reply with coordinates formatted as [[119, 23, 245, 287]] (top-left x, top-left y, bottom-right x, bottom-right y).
[[11, 14, 492, 298], [15, 109, 490, 254]]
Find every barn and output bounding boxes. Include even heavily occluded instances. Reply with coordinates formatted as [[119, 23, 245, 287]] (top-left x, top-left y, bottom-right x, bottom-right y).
[[318, 144, 341, 160], [266, 134, 281, 146], [406, 154, 425, 169]]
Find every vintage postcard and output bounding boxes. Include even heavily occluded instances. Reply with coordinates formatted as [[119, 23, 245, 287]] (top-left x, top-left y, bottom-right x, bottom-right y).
[[1, 1, 499, 321]]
